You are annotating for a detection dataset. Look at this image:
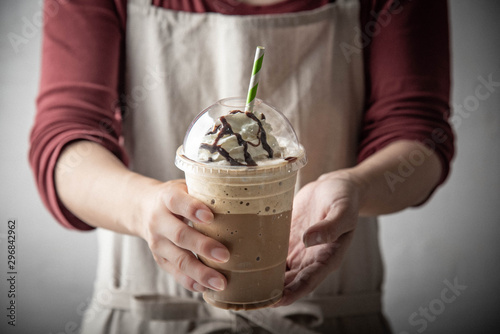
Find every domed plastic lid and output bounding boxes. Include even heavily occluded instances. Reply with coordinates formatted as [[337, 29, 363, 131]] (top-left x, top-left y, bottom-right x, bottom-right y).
[[176, 97, 306, 172]]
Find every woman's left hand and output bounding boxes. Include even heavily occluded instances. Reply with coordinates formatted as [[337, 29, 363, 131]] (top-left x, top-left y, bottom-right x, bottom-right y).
[[274, 170, 364, 307]]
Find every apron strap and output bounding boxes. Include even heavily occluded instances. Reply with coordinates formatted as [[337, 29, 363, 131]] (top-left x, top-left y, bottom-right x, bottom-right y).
[[131, 294, 203, 321], [93, 286, 381, 332], [237, 306, 322, 334], [306, 292, 382, 318]]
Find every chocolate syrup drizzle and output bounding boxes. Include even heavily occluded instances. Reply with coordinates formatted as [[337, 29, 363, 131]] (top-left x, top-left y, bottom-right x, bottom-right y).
[[200, 110, 274, 166]]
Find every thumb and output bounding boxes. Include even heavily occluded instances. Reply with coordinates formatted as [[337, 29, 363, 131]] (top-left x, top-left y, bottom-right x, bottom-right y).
[[302, 199, 355, 248], [302, 220, 335, 248]]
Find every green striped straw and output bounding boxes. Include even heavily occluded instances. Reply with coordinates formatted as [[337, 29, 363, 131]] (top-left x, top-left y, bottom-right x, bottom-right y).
[[245, 46, 265, 113]]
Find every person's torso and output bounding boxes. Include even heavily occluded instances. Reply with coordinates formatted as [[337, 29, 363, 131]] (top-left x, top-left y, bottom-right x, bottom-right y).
[[93, 0, 383, 330]]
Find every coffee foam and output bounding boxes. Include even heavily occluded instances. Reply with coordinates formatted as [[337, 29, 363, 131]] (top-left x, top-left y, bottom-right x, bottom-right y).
[[185, 172, 296, 215]]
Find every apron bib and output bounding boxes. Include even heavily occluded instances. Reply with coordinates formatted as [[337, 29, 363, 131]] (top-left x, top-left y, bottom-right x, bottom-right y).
[[80, 1, 388, 333]]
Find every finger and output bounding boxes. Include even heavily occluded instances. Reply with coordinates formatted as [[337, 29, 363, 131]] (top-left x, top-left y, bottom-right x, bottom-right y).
[[277, 234, 354, 307], [153, 255, 206, 293], [161, 181, 214, 224], [275, 264, 322, 307], [283, 266, 299, 286], [303, 198, 355, 248], [158, 216, 230, 263], [277, 257, 330, 306], [152, 237, 227, 291]]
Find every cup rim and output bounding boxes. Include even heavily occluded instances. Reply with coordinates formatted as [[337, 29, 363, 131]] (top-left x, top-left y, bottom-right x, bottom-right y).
[[175, 146, 307, 177]]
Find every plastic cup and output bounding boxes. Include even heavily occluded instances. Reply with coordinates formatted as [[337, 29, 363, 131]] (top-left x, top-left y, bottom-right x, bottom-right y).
[[175, 97, 306, 310]]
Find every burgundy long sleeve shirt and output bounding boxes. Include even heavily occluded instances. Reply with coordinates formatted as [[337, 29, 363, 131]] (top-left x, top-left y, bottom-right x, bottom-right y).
[[29, 0, 454, 230]]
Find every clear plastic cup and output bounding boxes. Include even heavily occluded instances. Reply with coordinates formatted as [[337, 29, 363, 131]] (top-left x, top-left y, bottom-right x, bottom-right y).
[[175, 97, 306, 310]]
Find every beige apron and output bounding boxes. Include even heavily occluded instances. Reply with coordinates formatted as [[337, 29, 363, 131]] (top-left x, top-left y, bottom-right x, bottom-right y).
[[80, 0, 389, 333]]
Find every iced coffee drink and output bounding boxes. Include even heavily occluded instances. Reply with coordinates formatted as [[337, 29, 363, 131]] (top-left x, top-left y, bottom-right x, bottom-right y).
[[175, 97, 306, 310]]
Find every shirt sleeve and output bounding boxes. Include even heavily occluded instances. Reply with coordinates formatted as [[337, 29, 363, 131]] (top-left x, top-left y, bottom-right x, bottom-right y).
[[28, 0, 128, 230], [357, 0, 455, 191]]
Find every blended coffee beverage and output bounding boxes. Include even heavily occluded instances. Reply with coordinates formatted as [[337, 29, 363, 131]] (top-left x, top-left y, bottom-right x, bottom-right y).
[[175, 97, 306, 310]]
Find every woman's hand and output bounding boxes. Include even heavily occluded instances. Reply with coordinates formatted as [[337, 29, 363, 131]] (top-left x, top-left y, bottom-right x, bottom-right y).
[[55, 142, 230, 294], [138, 179, 230, 293], [272, 141, 444, 306], [275, 171, 364, 306]]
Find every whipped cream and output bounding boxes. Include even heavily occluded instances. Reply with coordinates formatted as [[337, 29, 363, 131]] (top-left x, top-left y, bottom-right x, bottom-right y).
[[198, 110, 284, 166]]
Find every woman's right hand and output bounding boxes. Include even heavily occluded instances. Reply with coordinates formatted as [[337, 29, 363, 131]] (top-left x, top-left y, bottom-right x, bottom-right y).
[[55, 142, 228, 293], [138, 179, 230, 293]]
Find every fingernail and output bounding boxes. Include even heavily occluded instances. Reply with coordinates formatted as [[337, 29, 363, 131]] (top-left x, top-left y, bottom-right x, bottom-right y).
[[195, 209, 213, 223], [208, 277, 225, 291], [304, 232, 324, 248], [211, 247, 230, 262]]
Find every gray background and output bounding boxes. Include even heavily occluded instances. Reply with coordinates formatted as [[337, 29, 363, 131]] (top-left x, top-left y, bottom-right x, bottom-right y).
[[1, 0, 499, 333]]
